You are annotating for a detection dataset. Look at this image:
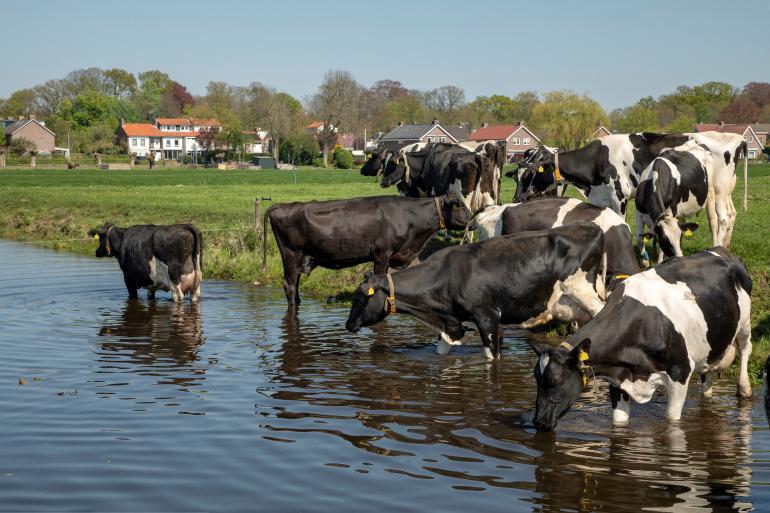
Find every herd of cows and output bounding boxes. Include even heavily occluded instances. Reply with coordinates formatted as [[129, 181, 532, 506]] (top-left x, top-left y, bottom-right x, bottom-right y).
[[88, 129, 758, 432]]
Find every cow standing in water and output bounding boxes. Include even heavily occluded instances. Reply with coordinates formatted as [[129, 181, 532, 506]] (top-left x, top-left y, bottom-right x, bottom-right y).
[[262, 194, 472, 313], [529, 247, 752, 431], [88, 223, 203, 302], [346, 224, 607, 360]]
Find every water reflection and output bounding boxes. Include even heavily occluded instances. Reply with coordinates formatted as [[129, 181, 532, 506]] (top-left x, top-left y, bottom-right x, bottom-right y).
[[96, 299, 205, 388]]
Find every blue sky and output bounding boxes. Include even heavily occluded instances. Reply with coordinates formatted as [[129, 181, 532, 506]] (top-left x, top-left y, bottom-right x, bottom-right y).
[[3, 0, 768, 110]]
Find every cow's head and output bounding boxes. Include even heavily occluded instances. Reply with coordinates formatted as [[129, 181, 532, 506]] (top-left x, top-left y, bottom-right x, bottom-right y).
[[360, 150, 386, 177], [642, 221, 699, 259], [87, 222, 120, 258], [379, 153, 406, 188], [442, 191, 474, 229], [346, 272, 390, 332], [529, 338, 591, 431], [513, 154, 558, 202]]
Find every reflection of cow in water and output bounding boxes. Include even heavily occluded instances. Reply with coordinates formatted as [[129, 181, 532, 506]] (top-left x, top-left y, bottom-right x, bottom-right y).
[[98, 300, 204, 387]]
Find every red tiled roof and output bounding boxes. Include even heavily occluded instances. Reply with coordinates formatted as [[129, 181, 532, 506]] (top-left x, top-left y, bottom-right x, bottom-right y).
[[468, 124, 523, 141], [121, 123, 162, 137], [162, 131, 198, 137], [694, 123, 750, 135], [305, 121, 323, 129], [156, 118, 190, 125]]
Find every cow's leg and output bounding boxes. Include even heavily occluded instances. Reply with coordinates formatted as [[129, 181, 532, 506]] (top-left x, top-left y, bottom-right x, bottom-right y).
[[736, 321, 752, 399], [610, 385, 631, 426], [723, 196, 737, 247], [436, 332, 456, 355], [560, 270, 604, 318], [700, 373, 715, 398], [714, 196, 732, 246], [166, 263, 184, 303], [147, 289, 156, 300], [705, 194, 719, 246], [372, 251, 392, 275], [635, 210, 650, 267], [473, 308, 502, 361], [277, 249, 300, 312], [124, 275, 138, 299], [664, 374, 690, 422]]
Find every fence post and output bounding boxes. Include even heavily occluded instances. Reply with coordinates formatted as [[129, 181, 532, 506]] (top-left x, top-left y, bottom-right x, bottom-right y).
[[254, 198, 261, 231], [743, 152, 748, 212]]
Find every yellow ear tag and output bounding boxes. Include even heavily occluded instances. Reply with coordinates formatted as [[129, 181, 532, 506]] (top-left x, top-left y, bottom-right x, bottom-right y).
[[684, 229, 693, 237], [93, 234, 100, 240], [366, 153, 372, 158], [537, 166, 544, 173], [578, 350, 589, 362], [582, 375, 589, 387], [367, 287, 375, 296]]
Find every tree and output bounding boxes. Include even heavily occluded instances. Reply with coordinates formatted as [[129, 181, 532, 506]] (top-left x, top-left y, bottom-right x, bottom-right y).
[[424, 85, 466, 124], [137, 70, 171, 120], [249, 84, 299, 159], [104, 69, 137, 98], [719, 99, 761, 124], [33, 79, 70, 115], [160, 81, 194, 117], [612, 100, 659, 133], [68, 90, 114, 129], [196, 127, 219, 154], [742, 82, 770, 109], [530, 90, 608, 149], [309, 70, 362, 167], [2, 89, 37, 116]]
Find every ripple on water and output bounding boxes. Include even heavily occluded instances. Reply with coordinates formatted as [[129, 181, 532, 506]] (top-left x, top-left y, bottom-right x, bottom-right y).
[[0, 240, 768, 512]]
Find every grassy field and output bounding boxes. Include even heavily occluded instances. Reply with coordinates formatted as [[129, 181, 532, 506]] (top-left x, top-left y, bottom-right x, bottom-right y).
[[1, 164, 769, 382]]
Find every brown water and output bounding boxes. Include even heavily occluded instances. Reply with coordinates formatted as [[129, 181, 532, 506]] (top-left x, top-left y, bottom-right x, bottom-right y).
[[1, 240, 769, 512]]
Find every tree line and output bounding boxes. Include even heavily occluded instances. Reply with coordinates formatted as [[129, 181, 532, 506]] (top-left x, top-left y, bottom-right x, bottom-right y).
[[2, 67, 768, 164]]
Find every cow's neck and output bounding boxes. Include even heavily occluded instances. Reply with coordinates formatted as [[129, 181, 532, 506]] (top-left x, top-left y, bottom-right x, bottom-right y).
[[556, 147, 600, 194], [107, 228, 125, 260], [382, 268, 454, 331], [565, 322, 643, 386]]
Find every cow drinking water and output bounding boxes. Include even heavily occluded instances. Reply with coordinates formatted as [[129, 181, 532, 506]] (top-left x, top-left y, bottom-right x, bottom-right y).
[[528, 247, 752, 431]]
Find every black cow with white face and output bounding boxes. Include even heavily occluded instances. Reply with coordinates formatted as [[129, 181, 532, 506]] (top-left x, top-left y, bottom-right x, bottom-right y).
[[635, 140, 710, 262], [513, 133, 690, 214], [346, 223, 607, 360], [88, 223, 203, 302], [529, 247, 752, 431], [262, 194, 472, 313]]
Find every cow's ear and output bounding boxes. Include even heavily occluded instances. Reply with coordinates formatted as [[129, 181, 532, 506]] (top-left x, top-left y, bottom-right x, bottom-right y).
[[680, 222, 699, 237], [526, 339, 552, 356], [570, 338, 592, 362], [87, 228, 98, 237], [641, 232, 655, 243]]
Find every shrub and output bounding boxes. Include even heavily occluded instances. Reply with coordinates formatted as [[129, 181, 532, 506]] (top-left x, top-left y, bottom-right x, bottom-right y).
[[333, 148, 353, 169], [312, 157, 325, 168], [8, 137, 35, 156]]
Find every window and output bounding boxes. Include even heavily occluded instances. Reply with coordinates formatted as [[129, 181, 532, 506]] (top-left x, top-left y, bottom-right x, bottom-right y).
[[174, 139, 179, 147], [439, 136, 446, 143], [749, 150, 756, 158], [140, 138, 146, 147], [512, 137, 520, 145], [427, 136, 436, 143], [523, 137, 531, 146], [131, 138, 138, 146], [165, 139, 172, 147], [176, 125, 181, 130]]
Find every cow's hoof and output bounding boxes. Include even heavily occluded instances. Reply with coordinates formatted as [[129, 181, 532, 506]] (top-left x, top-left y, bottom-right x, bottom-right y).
[[483, 347, 494, 361], [737, 385, 752, 400]]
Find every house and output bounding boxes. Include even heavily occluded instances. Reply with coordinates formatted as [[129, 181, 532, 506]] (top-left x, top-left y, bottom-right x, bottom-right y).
[[118, 122, 164, 159], [591, 126, 612, 139], [749, 123, 769, 152], [4, 115, 55, 153], [304, 121, 326, 136], [379, 120, 465, 151], [117, 117, 229, 160], [242, 129, 271, 154], [693, 123, 765, 159], [467, 122, 542, 158]]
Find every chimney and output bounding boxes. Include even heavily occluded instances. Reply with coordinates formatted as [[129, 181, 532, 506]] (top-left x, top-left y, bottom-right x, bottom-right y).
[[120, 118, 125, 127], [431, 118, 439, 125], [397, 121, 403, 126], [28, 114, 36, 121], [17, 115, 24, 121], [481, 122, 488, 128]]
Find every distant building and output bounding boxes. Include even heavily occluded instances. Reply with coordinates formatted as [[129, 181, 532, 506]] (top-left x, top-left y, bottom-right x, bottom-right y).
[[242, 129, 271, 154], [379, 119, 465, 151], [467, 122, 541, 159], [117, 117, 227, 160], [4, 115, 55, 153], [591, 126, 613, 139], [693, 123, 765, 159]]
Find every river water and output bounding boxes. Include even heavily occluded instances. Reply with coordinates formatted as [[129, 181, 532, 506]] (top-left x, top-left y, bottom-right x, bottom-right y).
[[1, 240, 769, 512]]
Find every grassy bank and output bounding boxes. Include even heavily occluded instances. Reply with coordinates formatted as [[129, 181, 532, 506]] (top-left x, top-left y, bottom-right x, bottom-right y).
[[1, 164, 769, 382]]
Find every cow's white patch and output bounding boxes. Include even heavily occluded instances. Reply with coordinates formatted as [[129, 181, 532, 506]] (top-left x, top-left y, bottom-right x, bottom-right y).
[[592, 207, 628, 233], [519, 269, 604, 328], [473, 204, 517, 240], [706, 250, 721, 258], [483, 347, 494, 361], [612, 394, 631, 425], [622, 271, 711, 372], [538, 353, 550, 374], [619, 372, 665, 404], [551, 199, 580, 228], [148, 256, 171, 291], [735, 285, 752, 398]]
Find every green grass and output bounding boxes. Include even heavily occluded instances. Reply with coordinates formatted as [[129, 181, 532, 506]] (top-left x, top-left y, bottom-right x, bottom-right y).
[[1, 163, 769, 382]]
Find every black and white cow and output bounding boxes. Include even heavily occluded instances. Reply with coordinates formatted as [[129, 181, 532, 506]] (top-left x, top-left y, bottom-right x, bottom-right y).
[[346, 223, 607, 360], [88, 223, 203, 302], [262, 194, 472, 312], [513, 133, 691, 214], [374, 142, 500, 212], [529, 247, 752, 431], [503, 198, 640, 283], [635, 140, 711, 262]]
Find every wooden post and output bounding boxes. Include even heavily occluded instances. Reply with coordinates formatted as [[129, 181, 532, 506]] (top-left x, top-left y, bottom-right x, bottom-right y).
[[254, 198, 261, 231], [30, 151, 37, 168], [743, 151, 748, 212], [0, 149, 5, 168], [95, 152, 102, 167]]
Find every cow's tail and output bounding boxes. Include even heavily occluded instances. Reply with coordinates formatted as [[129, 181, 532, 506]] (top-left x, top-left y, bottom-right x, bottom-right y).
[[262, 204, 276, 274], [188, 224, 203, 274]]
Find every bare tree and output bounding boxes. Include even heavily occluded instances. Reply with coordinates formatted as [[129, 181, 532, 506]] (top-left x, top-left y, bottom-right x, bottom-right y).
[[309, 70, 362, 167], [425, 85, 466, 124], [250, 83, 297, 160]]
